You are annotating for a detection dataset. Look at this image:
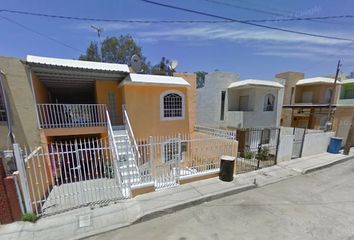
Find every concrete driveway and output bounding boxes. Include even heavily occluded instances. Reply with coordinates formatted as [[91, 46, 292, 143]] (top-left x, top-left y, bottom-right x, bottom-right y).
[[87, 160, 354, 240]]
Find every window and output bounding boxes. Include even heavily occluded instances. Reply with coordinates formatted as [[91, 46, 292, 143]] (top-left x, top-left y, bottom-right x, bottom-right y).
[[264, 94, 275, 111], [0, 88, 7, 122], [220, 91, 226, 120], [239, 96, 249, 111], [160, 90, 185, 120], [324, 88, 333, 104], [163, 138, 180, 163], [261, 129, 271, 145], [344, 89, 354, 99]]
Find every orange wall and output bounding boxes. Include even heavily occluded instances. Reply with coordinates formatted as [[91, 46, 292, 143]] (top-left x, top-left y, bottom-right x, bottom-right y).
[[121, 84, 190, 138], [32, 73, 49, 103], [95, 80, 123, 125]]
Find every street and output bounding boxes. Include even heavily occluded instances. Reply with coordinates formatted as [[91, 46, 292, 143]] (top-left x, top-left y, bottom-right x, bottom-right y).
[[88, 160, 354, 240]]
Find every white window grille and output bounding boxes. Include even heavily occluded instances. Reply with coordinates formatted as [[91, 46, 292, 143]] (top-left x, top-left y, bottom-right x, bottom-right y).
[[264, 94, 275, 111], [160, 90, 185, 120]]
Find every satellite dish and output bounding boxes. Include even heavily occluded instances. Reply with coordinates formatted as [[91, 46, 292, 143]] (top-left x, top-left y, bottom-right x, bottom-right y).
[[131, 54, 142, 73], [169, 59, 178, 70]]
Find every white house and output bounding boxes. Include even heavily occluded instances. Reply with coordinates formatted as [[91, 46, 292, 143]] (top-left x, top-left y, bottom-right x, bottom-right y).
[[197, 71, 284, 129]]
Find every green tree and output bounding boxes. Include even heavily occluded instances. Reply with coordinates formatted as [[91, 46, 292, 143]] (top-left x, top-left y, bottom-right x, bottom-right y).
[[80, 35, 150, 73], [79, 41, 101, 62], [151, 57, 171, 75]]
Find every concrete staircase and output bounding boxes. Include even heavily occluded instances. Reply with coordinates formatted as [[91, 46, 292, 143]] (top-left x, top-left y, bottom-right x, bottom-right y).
[[112, 128, 141, 186]]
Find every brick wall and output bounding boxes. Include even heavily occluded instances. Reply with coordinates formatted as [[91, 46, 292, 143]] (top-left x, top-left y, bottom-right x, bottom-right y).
[[0, 158, 22, 224]]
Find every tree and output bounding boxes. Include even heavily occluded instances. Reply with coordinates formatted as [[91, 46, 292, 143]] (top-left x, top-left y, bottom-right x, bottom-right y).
[[195, 71, 208, 88], [79, 35, 150, 73], [79, 41, 101, 62], [151, 57, 171, 75]]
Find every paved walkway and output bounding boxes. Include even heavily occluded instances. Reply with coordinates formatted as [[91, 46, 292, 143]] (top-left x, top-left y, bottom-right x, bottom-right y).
[[1, 150, 353, 240]]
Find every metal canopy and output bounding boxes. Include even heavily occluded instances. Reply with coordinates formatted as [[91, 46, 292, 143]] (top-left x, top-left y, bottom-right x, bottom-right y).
[[28, 63, 129, 102]]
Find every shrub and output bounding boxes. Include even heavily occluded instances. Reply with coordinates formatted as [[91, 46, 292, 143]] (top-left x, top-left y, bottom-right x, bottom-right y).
[[256, 147, 270, 161], [244, 151, 255, 160], [21, 212, 37, 223]]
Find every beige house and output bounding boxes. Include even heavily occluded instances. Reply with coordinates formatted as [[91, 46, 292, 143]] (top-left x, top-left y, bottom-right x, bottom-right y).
[[276, 71, 340, 129]]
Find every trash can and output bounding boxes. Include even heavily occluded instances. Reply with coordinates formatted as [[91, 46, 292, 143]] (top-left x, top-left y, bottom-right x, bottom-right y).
[[219, 155, 236, 182], [327, 137, 342, 154]]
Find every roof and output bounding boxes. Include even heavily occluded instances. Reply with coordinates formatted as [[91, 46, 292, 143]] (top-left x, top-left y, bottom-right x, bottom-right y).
[[228, 79, 283, 89], [123, 73, 191, 86], [341, 79, 354, 85], [296, 77, 337, 86], [26, 55, 130, 73]]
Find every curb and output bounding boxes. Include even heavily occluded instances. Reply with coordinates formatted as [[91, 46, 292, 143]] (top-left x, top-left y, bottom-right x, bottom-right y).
[[302, 155, 354, 174], [132, 183, 256, 224]]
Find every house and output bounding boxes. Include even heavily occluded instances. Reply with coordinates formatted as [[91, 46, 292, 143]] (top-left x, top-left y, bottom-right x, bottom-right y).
[[281, 76, 340, 129], [0, 55, 237, 217], [333, 79, 354, 146], [196, 71, 283, 162], [197, 71, 284, 129]]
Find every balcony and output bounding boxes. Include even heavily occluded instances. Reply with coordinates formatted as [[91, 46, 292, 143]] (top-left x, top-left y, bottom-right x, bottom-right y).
[[337, 98, 354, 107], [37, 104, 107, 129]]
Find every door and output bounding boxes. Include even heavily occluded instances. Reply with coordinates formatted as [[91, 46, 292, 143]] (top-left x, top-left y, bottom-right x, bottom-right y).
[[239, 96, 249, 111], [107, 92, 118, 125], [292, 128, 305, 159]]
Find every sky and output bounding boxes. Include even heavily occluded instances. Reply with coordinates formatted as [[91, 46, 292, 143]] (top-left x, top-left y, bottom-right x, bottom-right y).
[[1, 0, 354, 79]]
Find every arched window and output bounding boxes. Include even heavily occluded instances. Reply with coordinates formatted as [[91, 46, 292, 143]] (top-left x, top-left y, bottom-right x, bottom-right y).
[[160, 90, 185, 120], [264, 94, 275, 111]]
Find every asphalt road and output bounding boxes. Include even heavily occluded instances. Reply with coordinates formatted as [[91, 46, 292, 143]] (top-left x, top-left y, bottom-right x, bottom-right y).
[[88, 160, 354, 240]]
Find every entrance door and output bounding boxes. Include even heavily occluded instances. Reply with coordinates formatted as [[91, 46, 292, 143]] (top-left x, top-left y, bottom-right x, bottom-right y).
[[107, 92, 118, 125], [292, 128, 306, 159]]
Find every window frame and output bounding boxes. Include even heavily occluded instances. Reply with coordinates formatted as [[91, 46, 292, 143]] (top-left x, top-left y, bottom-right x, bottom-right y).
[[263, 94, 275, 112], [160, 90, 185, 121]]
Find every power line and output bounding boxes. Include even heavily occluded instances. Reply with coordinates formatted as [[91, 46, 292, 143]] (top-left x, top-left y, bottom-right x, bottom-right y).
[[0, 15, 83, 53], [1, 8, 354, 24], [139, 0, 354, 42], [199, 0, 348, 25]]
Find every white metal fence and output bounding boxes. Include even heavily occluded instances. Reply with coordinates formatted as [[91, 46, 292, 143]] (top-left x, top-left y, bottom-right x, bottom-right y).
[[37, 104, 107, 128], [15, 138, 126, 217], [135, 132, 238, 189]]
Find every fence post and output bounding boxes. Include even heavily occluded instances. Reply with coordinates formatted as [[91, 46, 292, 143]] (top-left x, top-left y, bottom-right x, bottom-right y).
[[177, 134, 182, 183], [274, 128, 281, 165], [13, 144, 33, 213], [149, 136, 154, 179], [299, 128, 306, 158]]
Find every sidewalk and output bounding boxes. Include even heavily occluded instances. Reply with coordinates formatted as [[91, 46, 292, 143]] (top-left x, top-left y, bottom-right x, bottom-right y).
[[1, 150, 353, 240]]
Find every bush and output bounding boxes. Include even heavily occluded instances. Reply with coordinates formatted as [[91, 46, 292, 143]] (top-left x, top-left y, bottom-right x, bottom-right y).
[[244, 151, 255, 160], [21, 212, 37, 223], [256, 147, 270, 161]]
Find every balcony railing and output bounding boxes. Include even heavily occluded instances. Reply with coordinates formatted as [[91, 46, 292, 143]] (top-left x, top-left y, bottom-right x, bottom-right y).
[[37, 104, 107, 128]]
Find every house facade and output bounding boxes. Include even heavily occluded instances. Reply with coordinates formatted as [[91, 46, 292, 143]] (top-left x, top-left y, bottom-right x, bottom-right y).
[[197, 71, 284, 129], [333, 79, 354, 146], [280, 76, 340, 130]]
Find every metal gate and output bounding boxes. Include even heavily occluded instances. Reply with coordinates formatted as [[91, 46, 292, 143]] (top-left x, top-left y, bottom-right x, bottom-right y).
[[14, 138, 127, 217], [292, 128, 306, 159], [236, 128, 280, 173]]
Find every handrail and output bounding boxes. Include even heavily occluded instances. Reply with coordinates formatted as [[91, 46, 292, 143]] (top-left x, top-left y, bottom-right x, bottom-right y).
[[122, 105, 141, 162], [37, 103, 107, 128], [106, 110, 126, 196]]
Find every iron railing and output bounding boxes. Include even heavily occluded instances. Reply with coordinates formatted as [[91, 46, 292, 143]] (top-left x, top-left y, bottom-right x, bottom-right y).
[[194, 125, 236, 139], [37, 104, 107, 128]]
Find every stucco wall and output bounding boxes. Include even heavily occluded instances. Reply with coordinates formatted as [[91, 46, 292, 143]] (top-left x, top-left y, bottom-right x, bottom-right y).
[[275, 71, 304, 105], [277, 134, 293, 163], [196, 71, 239, 128], [333, 107, 354, 147], [295, 84, 340, 104], [95, 80, 123, 125], [174, 73, 196, 132], [0, 57, 41, 149], [121, 84, 190, 138], [301, 132, 334, 157], [32, 73, 49, 104]]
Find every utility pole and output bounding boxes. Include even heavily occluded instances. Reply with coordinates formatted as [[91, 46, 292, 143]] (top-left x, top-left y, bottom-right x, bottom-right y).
[[344, 115, 354, 155], [326, 60, 341, 131], [91, 25, 104, 61]]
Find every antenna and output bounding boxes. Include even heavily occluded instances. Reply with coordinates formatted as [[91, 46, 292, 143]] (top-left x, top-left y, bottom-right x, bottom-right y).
[[131, 54, 142, 73], [91, 25, 104, 61]]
